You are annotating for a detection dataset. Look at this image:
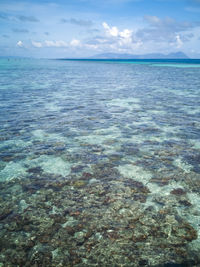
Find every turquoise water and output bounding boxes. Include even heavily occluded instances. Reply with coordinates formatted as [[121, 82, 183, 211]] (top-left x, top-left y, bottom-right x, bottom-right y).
[[0, 58, 200, 266]]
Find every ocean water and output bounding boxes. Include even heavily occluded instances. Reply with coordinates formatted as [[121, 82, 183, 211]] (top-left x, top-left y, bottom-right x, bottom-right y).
[[0, 58, 200, 266]]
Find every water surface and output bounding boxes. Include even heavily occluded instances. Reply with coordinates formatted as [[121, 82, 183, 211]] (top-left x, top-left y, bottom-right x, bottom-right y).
[[0, 58, 200, 266]]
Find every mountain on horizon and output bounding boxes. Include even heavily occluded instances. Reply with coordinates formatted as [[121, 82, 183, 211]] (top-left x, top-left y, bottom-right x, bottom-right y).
[[91, 51, 189, 59]]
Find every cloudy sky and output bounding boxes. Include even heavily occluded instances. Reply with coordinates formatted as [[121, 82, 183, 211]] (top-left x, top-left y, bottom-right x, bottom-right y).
[[0, 0, 200, 58]]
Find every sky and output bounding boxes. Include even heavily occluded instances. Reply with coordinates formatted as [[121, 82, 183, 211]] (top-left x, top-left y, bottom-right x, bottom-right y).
[[0, 0, 200, 58]]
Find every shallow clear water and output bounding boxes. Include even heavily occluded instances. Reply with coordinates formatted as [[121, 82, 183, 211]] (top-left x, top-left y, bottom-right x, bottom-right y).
[[0, 58, 200, 266]]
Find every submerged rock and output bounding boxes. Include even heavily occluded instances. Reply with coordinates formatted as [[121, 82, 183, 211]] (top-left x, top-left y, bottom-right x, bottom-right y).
[[170, 188, 186, 195], [72, 180, 86, 188]]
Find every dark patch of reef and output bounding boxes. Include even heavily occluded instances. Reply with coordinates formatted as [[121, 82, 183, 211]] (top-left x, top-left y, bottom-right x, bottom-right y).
[[0, 163, 199, 267]]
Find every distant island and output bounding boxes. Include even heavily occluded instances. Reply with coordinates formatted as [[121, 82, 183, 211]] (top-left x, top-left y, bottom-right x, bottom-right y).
[[90, 51, 189, 59]]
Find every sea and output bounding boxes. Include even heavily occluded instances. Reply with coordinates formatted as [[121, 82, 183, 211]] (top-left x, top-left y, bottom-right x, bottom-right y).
[[0, 58, 200, 266]]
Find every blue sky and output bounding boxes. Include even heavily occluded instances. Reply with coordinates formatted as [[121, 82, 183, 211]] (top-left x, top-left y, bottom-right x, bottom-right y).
[[0, 0, 200, 58]]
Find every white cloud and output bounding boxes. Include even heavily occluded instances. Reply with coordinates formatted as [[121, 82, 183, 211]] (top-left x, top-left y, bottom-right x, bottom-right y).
[[103, 22, 119, 37], [81, 18, 198, 55], [70, 39, 81, 47], [102, 22, 133, 41], [44, 40, 68, 47], [102, 22, 137, 50], [176, 35, 183, 48], [31, 40, 68, 48], [32, 41, 42, 48], [120, 29, 132, 39], [16, 40, 23, 47], [135, 15, 199, 53], [144, 15, 161, 25], [76, 22, 143, 54], [85, 44, 99, 50]]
